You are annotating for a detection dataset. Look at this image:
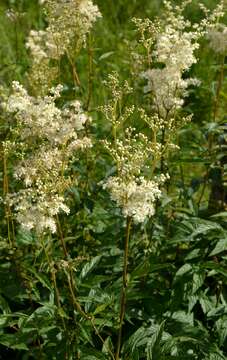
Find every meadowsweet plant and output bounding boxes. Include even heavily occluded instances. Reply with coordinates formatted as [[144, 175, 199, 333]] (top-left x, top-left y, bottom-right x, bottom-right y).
[[4, 82, 91, 233], [100, 2, 225, 358], [133, 0, 224, 144], [26, 0, 101, 94], [102, 0, 225, 222], [100, 72, 168, 223], [207, 24, 227, 54], [100, 63, 168, 360], [1, 0, 227, 359], [3, 0, 101, 232], [102, 128, 168, 223]]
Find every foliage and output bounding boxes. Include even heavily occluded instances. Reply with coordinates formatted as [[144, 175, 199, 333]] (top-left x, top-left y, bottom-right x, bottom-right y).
[[0, 0, 226, 359]]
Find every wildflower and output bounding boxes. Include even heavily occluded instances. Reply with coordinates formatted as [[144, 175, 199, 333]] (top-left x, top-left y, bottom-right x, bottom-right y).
[[5, 83, 91, 233], [207, 24, 227, 54], [103, 175, 168, 223], [26, 0, 101, 94], [101, 125, 167, 222], [135, 0, 224, 120], [101, 1, 224, 223]]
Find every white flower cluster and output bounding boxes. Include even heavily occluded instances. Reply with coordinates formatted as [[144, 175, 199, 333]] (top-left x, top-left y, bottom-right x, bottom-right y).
[[103, 127, 156, 180], [141, 0, 224, 119], [103, 175, 168, 223], [207, 24, 227, 54], [142, 68, 200, 117], [7, 190, 69, 234], [26, 30, 59, 63], [27, 0, 101, 61], [6, 82, 90, 145], [101, 1, 224, 224], [26, 0, 101, 94], [102, 127, 166, 222], [5, 82, 91, 233]]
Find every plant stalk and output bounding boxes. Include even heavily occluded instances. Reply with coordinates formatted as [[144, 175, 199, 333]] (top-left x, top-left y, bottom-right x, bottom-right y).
[[115, 216, 132, 360]]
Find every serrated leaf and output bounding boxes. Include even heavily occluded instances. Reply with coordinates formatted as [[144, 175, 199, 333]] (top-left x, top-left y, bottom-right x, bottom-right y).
[[102, 336, 114, 355], [209, 238, 227, 256], [171, 311, 194, 326], [175, 263, 192, 279], [189, 222, 223, 240], [99, 51, 114, 60], [199, 294, 214, 314], [192, 272, 205, 294], [0, 334, 29, 351], [93, 303, 109, 315], [80, 256, 102, 280], [207, 306, 227, 319], [146, 321, 165, 360], [28, 267, 52, 291], [0, 294, 11, 314], [215, 317, 227, 346]]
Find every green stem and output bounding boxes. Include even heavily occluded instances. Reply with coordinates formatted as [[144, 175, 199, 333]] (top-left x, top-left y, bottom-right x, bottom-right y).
[[85, 34, 94, 111], [115, 216, 132, 360], [160, 128, 166, 173], [3, 153, 15, 248], [213, 55, 225, 122], [66, 50, 81, 88], [56, 215, 68, 258], [40, 235, 66, 331]]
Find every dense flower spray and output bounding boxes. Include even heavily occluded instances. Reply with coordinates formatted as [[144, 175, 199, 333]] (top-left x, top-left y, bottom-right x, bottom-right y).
[[26, 0, 101, 94], [100, 73, 168, 223], [136, 0, 224, 123], [2, 0, 102, 233], [4, 83, 91, 233], [102, 0, 224, 224], [207, 24, 227, 54]]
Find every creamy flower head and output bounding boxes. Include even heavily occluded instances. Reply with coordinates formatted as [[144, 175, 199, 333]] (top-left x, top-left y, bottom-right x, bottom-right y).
[[27, 0, 101, 94], [207, 24, 227, 54], [5, 82, 92, 234], [7, 190, 70, 234], [103, 175, 168, 223]]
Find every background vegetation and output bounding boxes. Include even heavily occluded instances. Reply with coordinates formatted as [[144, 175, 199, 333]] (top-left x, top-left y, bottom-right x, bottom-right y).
[[0, 0, 227, 359]]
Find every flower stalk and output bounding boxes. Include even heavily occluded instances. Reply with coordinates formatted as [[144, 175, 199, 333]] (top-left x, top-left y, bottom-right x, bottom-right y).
[[115, 216, 132, 360]]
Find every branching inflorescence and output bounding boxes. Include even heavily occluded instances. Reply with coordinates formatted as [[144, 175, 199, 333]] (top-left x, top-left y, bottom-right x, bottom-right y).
[[4, 82, 92, 233], [102, 0, 224, 224], [3, 0, 101, 234], [26, 0, 101, 94]]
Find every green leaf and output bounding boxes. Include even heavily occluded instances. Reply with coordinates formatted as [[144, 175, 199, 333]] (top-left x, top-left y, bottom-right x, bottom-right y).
[[93, 303, 109, 315], [189, 222, 223, 240], [99, 51, 114, 60], [174, 264, 192, 280], [192, 272, 205, 294], [202, 262, 227, 277], [146, 321, 165, 360], [210, 212, 227, 219], [102, 336, 114, 355], [80, 347, 107, 360], [28, 267, 52, 291], [207, 306, 227, 319], [215, 316, 227, 346], [80, 256, 102, 280], [0, 334, 29, 351], [0, 294, 11, 314], [199, 294, 214, 314], [209, 238, 227, 256]]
